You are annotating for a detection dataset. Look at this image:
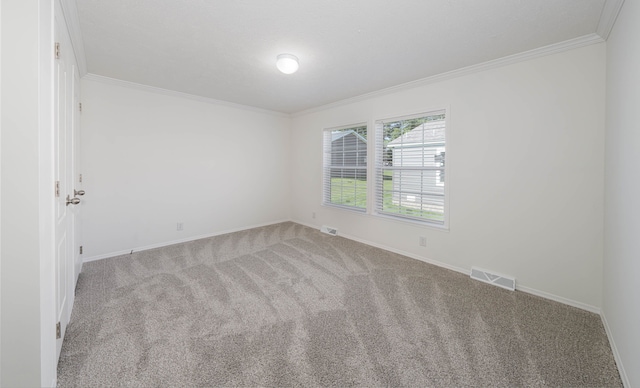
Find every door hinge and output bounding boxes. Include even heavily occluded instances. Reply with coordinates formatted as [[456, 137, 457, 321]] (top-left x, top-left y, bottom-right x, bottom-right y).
[[79, 173, 83, 183], [79, 102, 82, 112], [55, 181, 60, 197], [56, 322, 61, 339], [55, 42, 60, 59], [79, 246, 83, 255]]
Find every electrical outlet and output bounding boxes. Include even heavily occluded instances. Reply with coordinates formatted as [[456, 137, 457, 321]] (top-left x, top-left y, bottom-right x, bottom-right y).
[[177, 222, 184, 231], [419, 236, 427, 247]]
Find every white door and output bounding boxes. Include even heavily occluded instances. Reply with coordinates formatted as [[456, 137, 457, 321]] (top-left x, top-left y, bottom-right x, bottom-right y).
[[54, 6, 78, 361], [72, 68, 84, 282]]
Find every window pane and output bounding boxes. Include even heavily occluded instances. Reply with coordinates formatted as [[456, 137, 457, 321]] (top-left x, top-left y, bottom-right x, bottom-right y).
[[323, 125, 367, 210], [376, 112, 446, 225]]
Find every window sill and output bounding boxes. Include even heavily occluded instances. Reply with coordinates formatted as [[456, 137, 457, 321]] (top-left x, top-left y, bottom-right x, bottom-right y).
[[373, 211, 449, 231], [321, 202, 367, 213], [320, 203, 449, 232]]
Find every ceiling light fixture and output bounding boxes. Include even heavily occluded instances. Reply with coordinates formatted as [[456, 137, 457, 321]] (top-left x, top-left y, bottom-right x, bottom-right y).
[[276, 53, 299, 74]]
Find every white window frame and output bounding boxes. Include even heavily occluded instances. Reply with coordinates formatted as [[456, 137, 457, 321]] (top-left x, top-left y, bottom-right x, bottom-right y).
[[322, 123, 368, 212], [373, 109, 449, 229]]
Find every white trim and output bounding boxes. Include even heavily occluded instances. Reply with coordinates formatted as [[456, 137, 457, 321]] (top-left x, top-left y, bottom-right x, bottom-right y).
[[514, 284, 600, 314], [40, 1, 57, 385], [58, 0, 87, 76], [321, 202, 367, 214], [82, 219, 291, 263], [324, 121, 368, 133], [376, 109, 447, 124], [373, 107, 450, 230], [79, 32, 607, 119], [373, 211, 449, 231], [322, 122, 369, 210], [597, 0, 625, 40], [85, 216, 605, 315], [0, 0, 3, 382], [293, 219, 468, 275], [601, 312, 630, 387], [325, 199, 451, 233], [291, 33, 604, 117], [293, 218, 601, 314], [82, 73, 290, 118]]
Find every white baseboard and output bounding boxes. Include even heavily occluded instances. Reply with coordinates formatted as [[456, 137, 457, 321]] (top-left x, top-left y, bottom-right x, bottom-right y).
[[82, 217, 624, 385], [293, 219, 471, 277], [292, 219, 602, 314], [601, 312, 630, 387], [86, 217, 604, 316], [82, 219, 292, 263], [516, 284, 600, 314]]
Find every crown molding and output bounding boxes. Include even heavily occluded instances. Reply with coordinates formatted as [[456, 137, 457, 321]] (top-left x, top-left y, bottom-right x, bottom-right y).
[[65, 1, 619, 117], [292, 33, 605, 118], [59, 0, 87, 76], [597, 0, 625, 40], [82, 73, 290, 118], [84, 32, 605, 119]]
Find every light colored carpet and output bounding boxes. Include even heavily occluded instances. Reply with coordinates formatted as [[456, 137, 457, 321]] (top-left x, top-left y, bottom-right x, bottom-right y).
[[57, 222, 622, 387]]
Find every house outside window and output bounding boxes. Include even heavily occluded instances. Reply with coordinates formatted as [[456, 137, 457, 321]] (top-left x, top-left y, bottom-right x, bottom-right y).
[[323, 124, 368, 210], [435, 147, 445, 187], [375, 110, 448, 226]]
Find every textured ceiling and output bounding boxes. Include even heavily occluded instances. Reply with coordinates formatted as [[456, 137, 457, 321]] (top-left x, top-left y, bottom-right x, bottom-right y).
[[76, 0, 607, 113]]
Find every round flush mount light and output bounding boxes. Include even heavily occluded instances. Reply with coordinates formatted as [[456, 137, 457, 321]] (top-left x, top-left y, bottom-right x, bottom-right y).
[[276, 53, 299, 74]]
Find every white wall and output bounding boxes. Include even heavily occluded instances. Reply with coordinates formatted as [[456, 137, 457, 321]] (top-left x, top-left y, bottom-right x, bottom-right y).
[[603, 0, 640, 386], [291, 43, 606, 310], [1, 0, 56, 386], [81, 78, 291, 259], [0, 1, 3, 380], [0, 0, 3, 381]]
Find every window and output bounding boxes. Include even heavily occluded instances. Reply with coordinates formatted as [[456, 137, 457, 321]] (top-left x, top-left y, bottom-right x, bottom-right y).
[[375, 110, 447, 226], [323, 124, 368, 210], [435, 147, 445, 187]]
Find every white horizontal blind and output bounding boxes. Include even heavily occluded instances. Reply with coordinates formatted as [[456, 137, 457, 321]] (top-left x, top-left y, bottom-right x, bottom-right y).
[[375, 111, 446, 224], [323, 124, 368, 210]]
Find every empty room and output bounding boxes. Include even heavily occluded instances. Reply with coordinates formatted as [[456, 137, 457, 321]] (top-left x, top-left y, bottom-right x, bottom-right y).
[[1, 0, 639, 386]]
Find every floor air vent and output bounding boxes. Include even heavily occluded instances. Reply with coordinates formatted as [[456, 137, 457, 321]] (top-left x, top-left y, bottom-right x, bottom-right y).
[[320, 225, 338, 236], [470, 267, 515, 291]]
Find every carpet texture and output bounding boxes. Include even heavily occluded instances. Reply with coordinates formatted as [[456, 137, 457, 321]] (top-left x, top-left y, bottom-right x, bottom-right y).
[[57, 222, 622, 387]]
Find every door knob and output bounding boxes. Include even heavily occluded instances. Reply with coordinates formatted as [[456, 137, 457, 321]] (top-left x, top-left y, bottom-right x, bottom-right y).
[[66, 195, 80, 206], [74, 189, 85, 196]]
